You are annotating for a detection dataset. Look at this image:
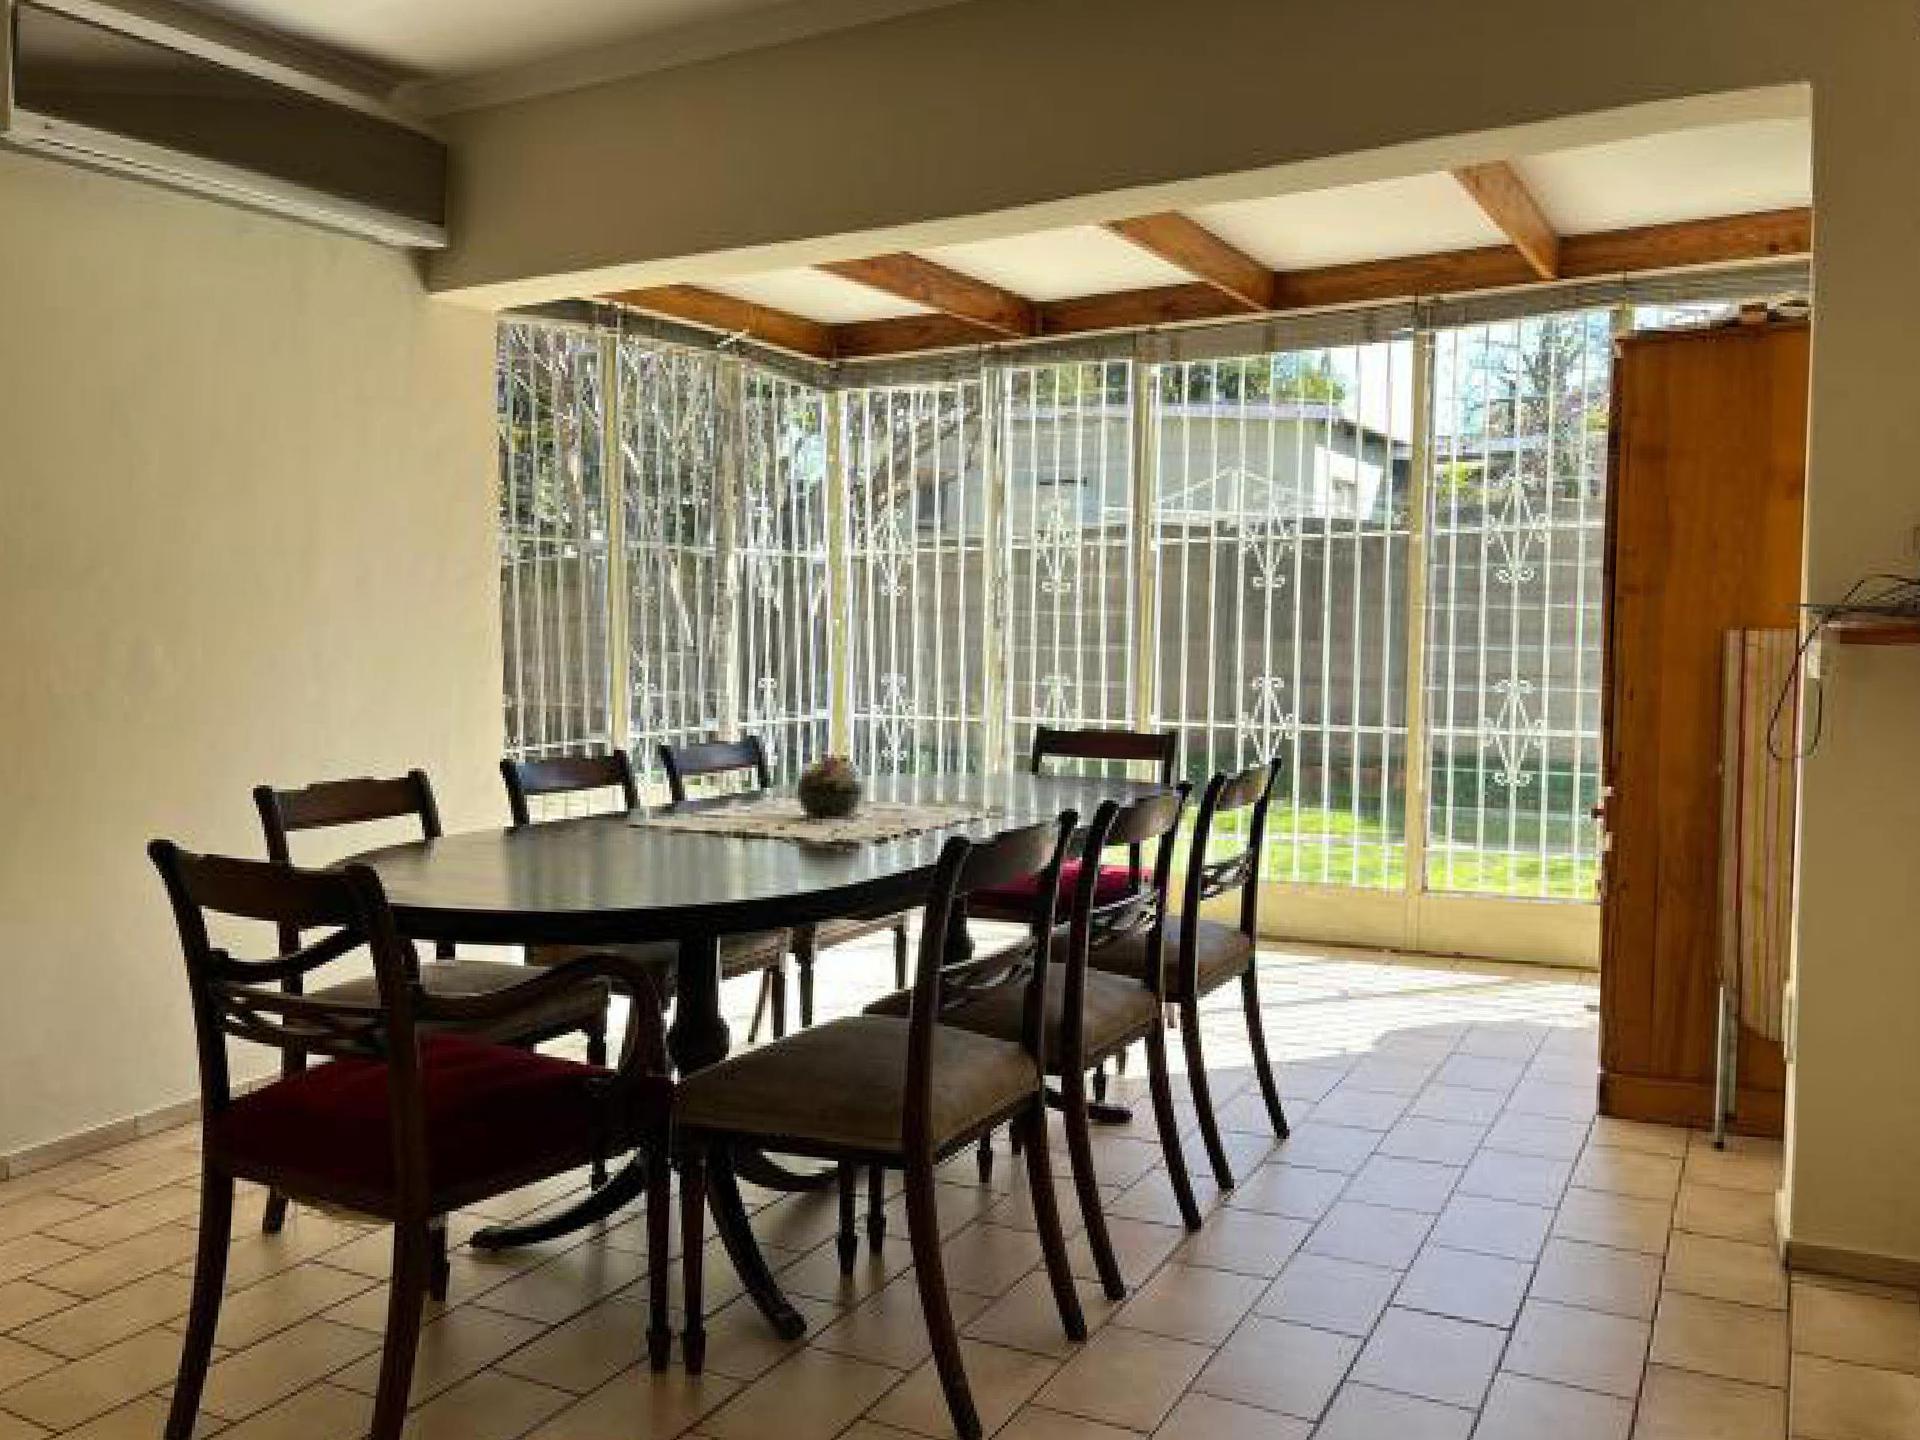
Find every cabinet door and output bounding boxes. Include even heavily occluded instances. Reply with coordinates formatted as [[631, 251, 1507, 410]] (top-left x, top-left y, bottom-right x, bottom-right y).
[[1599, 323, 1806, 1133]]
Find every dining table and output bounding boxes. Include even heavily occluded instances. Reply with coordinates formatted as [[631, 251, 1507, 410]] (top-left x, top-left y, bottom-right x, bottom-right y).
[[343, 767, 1166, 1339]]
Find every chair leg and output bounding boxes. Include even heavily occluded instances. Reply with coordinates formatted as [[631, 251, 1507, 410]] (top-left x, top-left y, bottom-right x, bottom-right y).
[[903, 1158, 980, 1440], [646, 1149, 673, 1372], [892, 919, 910, 991], [1145, 1021, 1203, 1231], [1020, 1102, 1088, 1344], [1060, 1070, 1125, 1301], [975, 1129, 994, 1183], [866, 1163, 887, 1251], [747, 972, 771, 1044], [369, 1221, 433, 1440], [795, 930, 818, 1029], [426, 1218, 451, 1303], [261, 1189, 290, 1235], [1180, 994, 1236, 1190], [836, 1164, 859, 1275], [1240, 966, 1289, 1141], [680, 1149, 708, 1374], [769, 964, 788, 1041], [165, 1167, 233, 1440]]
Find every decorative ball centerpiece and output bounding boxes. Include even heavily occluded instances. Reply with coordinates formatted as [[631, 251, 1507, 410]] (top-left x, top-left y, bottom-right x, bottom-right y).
[[797, 755, 863, 819]]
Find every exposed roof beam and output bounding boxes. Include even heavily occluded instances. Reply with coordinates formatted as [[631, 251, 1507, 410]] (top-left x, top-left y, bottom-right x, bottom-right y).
[[820, 254, 1038, 337], [1451, 161, 1561, 279], [829, 208, 1810, 360], [1105, 213, 1277, 311], [600, 284, 836, 359]]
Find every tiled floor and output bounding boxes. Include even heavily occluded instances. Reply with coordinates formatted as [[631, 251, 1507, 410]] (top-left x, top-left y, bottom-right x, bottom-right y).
[[1, 941, 1913, 1440]]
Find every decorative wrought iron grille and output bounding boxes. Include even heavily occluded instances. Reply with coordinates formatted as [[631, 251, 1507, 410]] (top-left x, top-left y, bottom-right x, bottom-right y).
[[1424, 310, 1610, 898], [843, 380, 988, 775], [1149, 348, 1415, 888], [497, 325, 612, 761]]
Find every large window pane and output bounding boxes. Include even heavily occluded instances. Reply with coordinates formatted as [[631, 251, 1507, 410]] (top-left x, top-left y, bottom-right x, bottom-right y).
[[1425, 311, 1609, 898], [1150, 347, 1414, 887]]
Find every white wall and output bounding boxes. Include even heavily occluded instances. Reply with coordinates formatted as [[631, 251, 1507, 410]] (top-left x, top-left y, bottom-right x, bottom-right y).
[[0, 152, 500, 1158]]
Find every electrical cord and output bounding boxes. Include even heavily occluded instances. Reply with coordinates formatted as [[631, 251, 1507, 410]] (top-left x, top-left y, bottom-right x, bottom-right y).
[[1772, 571, 1920, 761]]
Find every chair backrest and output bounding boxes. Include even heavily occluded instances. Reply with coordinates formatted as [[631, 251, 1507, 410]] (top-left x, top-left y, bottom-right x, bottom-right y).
[[1070, 783, 1189, 988], [1177, 759, 1282, 981], [1030, 726, 1179, 785], [659, 737, 771, 803], [148, 841, 426, 1133], [501, 751, 641, 826], [903, 815, 1075, 1153]]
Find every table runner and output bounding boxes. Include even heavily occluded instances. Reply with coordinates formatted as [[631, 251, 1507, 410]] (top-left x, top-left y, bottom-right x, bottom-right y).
[[639, 796, 990, 847]]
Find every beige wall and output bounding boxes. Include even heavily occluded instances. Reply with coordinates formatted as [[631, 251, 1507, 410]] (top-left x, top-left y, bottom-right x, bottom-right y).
[[0, 152, 499, 1158], [424, 0, 1920, 1269]]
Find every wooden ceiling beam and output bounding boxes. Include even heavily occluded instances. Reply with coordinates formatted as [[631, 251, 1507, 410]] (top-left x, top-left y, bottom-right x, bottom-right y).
[[821, 254, 1038, 337], [827, 208, 1810, 360], [600, 284, 837, 360], [1105, 213, 1277, 311], [1451, 161, 1561, 279]]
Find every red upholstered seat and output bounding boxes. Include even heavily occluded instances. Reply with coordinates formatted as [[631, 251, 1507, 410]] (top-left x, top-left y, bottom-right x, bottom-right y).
[[970, 859, 1138, 916], [212, 1034, 663, 1201]]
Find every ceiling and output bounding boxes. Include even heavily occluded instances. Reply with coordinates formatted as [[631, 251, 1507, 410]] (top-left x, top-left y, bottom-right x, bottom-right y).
[[681, 117, 1811, 334]]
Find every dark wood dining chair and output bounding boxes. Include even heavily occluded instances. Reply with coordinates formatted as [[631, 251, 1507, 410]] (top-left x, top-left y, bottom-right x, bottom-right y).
[[672, 816, 1087, 1440], [254, 771, 614, 1240], [500, 749, 793, 1038], [1090, 758, 1289, 1188], [149, 842, 673, 1440], [864, 787, 1201, 1297], [660, 736, 913, 1027]]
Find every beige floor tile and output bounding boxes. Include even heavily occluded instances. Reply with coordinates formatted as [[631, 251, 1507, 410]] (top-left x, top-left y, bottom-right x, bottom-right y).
[[962, 1271, 1112, 1361], [1172, 1208, 1308, 1278], [1304, 1202, 1431, 1270], [0, 1236, 86, 1288], [1152, 1392, 1310, 1440], [1409, 1086, 1506, 1127], [1506, 1081, 1595, 1122], [32, 1224, 200, 1298], [0, 1409, 44, 1440], [1588, 1118, 1688, 1158], [0, 1335, 61, 1393], [940, 1224, 1046, 1299], [468, 1242, 649, 1325], [701, 1347, 902, 1440], [208, 1264, 379, 1353], [1474, 1373, 1631, 1440], [48, 1153, 200, 1207], [1529, 1239, 1662, 1320], [1483, 1115, 1588, 1162], [777, 1233, 917, 1308], [994, 1406, 1143, 1440], [1310, 1088, 1410, 1132], [199, 1317, 382, 1420], [336, 1302, 546, 1403], [1633, 1364, 1784, 1440], [1193, 1316, 1359, 1420], [1256, 1252, 1398, 1336], [1503, 1298, 1649, 1397], [44, 1184, 200, 1248], [1103, 1172, 1213, 1231], [1375, 1119, 1485, 1167], [1791, 1279, 1920, 1373], [1570, 1147, 1683, 1202], [1433, 1056, 1525, 1093], [30, 1395, 220, 1440], [0, 1327, 182, 1430], [1066, 1218, 1182, 1292], [213, 1382, 372, 1440], [530, 1368, 740, 1440], [214, 1215, 368, 1290], [814, 1272, 993, 1371], [1110, 1263, 1263, 1346], [688, 1292, 840, 1382], [1662, 1232, 1786, 1310], [1456, 1150, 1571, 1207], [1032, 1324, 1208, 1431], [1648, 1291, 1786, 1388], [403, 1368, 573, 1440], [874, 1337, 1059, 1436], [1350, 1306, 1504, 1409], [1790, 1353, 1920, 1440], [1314, 1383, 1474, 1440], [1682, 1140, 1781, 1195], [0, 1281, 71, 1332], [1223, 1165, 1344, 1221], [496, 1292, 662, 1394], [1427, 1195, 1552, 1262], [1267, 1124, 1380, 1175], [1552, 1188, 1671, 1255], [1671, 1183, 1773, 1245], [1394, 1245, 1530, 1328], [1343, 1157, 1461, 1216], [12, 1270, 192, 1357], [0, 1195, 99, 1247]]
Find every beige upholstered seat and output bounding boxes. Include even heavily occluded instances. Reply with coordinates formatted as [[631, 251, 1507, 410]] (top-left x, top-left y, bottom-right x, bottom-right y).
[[866, 957, 1158, 1065], [312, 959, 610, 1048], [1089, 915, 1252, 998], [673, 1015, 1039, 1154]]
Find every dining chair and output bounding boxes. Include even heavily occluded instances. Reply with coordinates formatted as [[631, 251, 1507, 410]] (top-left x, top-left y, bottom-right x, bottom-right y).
[[148, 842, 674, 1440], [254, 771, 614, 1243], [864, 787, 1201, 1297], [659, 736, 913, 1027], [1090, 758, 1289, 1189], [500, 750, 793, 1037], [672, 816, 1087, 1440]]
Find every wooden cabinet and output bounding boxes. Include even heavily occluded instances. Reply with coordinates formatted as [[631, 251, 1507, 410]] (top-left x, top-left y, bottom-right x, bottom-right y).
[[1599, 321, 1808, 1134]]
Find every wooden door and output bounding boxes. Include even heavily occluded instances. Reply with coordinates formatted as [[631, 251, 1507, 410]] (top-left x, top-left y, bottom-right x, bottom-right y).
[[1599, 320, 1808, 1134]]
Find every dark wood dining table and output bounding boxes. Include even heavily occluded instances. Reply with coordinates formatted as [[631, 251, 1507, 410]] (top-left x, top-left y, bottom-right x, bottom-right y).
[[343, 769, 1164, 1339]]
